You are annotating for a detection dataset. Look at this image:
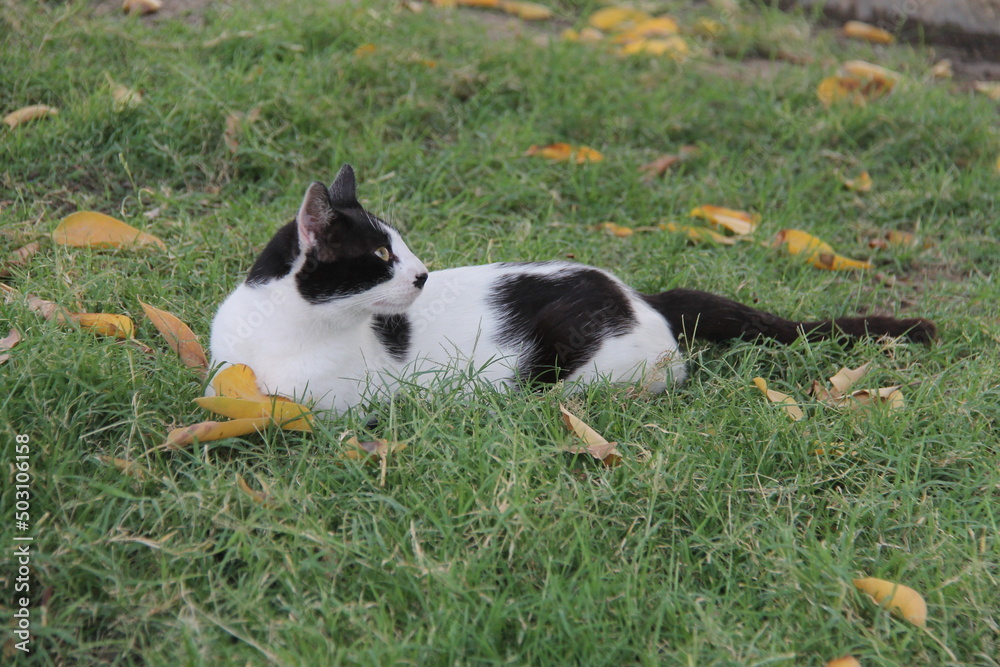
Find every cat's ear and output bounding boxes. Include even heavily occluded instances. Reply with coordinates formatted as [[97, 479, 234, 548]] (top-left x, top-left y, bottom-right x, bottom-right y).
[[296, 181, 333, 250], [328, 164, 359, 208]]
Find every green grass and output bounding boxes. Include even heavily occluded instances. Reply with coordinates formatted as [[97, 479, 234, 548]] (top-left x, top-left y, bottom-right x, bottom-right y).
[[2, 0, 999, 664]]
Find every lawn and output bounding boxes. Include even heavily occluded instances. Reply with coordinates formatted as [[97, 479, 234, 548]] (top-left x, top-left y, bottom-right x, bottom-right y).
[[1, 0, 998, 664]]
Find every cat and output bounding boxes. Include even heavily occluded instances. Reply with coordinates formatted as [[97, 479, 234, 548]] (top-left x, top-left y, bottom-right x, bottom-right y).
[[210, 164, 935, 413]]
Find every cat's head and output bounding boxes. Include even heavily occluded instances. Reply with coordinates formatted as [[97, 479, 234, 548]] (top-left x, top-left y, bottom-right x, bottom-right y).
[[248, 164, 428, 315]]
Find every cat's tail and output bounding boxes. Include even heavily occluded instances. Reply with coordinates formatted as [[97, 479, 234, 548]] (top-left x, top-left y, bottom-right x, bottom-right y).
[[643, 289, 936, 345]]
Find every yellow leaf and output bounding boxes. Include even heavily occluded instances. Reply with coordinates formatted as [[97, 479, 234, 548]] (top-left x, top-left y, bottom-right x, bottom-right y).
[[620, 36, 690, 61], [457, 0, 500, 6], [817, 76, 864, 107], [588, 6, 651, 32], [973, 81, 1000, 101], [660, 222, 735, 245], [773, 229, 871, 270], [692, 17, 725, 38], [525, 143, 603, 163], [613, 16, 679, 41], [139, 300, 209, 372], [842, 20, 895, 44], [210, 363, 268, 400], [752, 377, 805, 421], [826, 657, 862, 667], [828, 362, 871, 396], [852, 576, 927, 627], [813, 252, 873, 271], [841, 60, 899, 89], [342, 436, 408, 462], [52, 211, 166, 250], [3, 104, 59, 128], [163, 417, 270, 450], [72, 313, 135, 339], [601, 222, 634, 237], [122, 0, 162, 15], [500, 1, 553, 20], [930, 59, 953, 79], [562, 27, 605, 42], [689, 205, 759, 235], [106, 74, 143, 112], [97, 455, 151, 481], [236, 474, 274, 507], [842, 170, 872, 192], [353, 43, 377, 57], [194, 395, 313, 430], [773, 228, 834, 257], [559, 404, 621, 466]]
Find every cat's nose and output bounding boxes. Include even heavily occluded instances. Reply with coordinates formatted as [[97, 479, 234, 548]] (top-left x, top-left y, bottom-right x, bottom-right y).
[[413, 272, 428, 289]]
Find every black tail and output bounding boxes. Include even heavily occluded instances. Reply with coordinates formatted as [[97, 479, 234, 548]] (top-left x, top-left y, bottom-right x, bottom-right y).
[[643, 289, 936, 345]]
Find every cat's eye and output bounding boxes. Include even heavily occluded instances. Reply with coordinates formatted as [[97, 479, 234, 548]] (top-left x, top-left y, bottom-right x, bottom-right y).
[[373, 246, 391, 262]]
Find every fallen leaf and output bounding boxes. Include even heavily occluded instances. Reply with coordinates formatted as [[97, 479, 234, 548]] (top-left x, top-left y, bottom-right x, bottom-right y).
[[841, 60, 899, 89], [236, 474, 274, 507], [829, 362, 871, 396], [660, 222, 735, 245], [772, 229, 872, 271], [73, 313, 135, 339], [842, 20, 895, 44], [52, 211, 165, 250], [123, 0, 162, 15], [691, 17, 725, 38], [752, 377, 805, 420], [973, 81, 1000, 100], [588, 6, 650, 32], [868, 230, 924, 250], [842, 170, 872, 192], [818, 61, 898, 108], [844, 385, 905, 410], [211, 363, 268, 400], [139, 300, 209, 371], [813, 252, 874, 271], [817, 76, 866, 107], [601, 222, 634, 237], [342, 436, 408, 462], [457, 0, 500, 7], [613, 16, 679, 41], [639, 145, 698, 179], [852, 576, 927, 627], [559, 404, 621, 466], [0, 241, 41, 277], [562, 27, 604, 42], [3, 104, 58, 128], [354, 43, 377, 57], [930, 59, 952, 79], [97, 455, 151, 480], [194, 396, 313, 430], [500, 1, 553, 20], [0, 328, 22, 365], [826, 657, 862, 667], [162, 417, 271, 450], [106, 74, 143, 111], [620, 36, 690, 61], [689, 205, 759, 235], [525, 143, 603, 163]]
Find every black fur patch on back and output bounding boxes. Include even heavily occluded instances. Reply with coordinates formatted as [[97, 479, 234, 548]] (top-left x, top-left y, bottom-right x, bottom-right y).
[[372, 313, 412, 362], [247, 221, 299, 285], [489, 267, 637, 384]]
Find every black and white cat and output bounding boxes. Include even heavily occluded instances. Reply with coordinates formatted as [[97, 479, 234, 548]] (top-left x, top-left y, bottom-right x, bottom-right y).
[[210, 165, 935, 413]]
